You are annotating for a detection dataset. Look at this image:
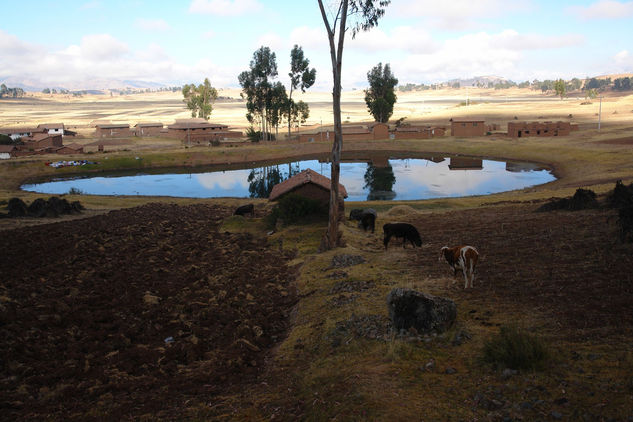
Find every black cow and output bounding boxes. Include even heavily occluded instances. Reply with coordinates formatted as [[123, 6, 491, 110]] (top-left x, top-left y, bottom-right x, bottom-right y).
[[349, 208, 364, 221], [383, 223, 422, 249], [234, 203, 255, 217], [359, 209, 377, 233]]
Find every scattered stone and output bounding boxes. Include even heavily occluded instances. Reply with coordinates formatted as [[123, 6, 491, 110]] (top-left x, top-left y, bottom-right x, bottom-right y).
[[424, 359, 436, 372], [551, 410, 563, 420], [329, 279, 375, 294], [587, 353, 601, 361], [386, 288, 457, 335], [452, 329, 472, 346], [445, 367, 457, 374], [328, 314, 392, 345], [326, 270, 348, 279], [329, 254, 366, 269], [328, 293, 358, 307]]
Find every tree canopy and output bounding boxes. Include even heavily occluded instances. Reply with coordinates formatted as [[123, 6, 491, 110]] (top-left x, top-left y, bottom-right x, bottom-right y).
[[181, 78, 218, 120], [287, 45, 316, 137], [365, 62, 398, 123]]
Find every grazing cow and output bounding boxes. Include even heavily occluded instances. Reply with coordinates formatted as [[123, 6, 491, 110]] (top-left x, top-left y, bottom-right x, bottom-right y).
[[349, 208, 364, 221], [349, 208, 377, 233], [439, 245, 479, 288], [234, 203, 255, 217], [360, 211, 377, 233], [383, 223, 422, 249]]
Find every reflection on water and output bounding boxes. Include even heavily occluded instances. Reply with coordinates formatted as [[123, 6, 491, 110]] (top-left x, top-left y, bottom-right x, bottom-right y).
[[364, 164, 396, 200], [22, 156, 555, 201]]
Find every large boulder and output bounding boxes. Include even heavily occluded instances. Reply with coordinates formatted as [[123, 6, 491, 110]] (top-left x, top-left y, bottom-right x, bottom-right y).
[[387, 288, 456, 335], [7, 198, 28, 217]]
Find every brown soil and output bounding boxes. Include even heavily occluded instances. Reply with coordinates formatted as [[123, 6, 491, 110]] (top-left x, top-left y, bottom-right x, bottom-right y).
[[0, 203, 297, 421], [407, 204, 633, 338]]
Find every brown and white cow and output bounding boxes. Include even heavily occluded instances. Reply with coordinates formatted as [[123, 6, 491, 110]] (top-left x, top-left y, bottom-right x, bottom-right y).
[[439, 245, 479, 288]]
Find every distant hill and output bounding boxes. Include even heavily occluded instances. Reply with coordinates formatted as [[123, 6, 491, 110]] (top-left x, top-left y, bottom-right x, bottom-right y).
[[446, 75, 511, 87], [0, 77, 171, 92]]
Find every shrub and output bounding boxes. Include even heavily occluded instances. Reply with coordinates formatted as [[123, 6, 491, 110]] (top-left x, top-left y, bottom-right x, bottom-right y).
[[67, 187, 84, 195], [245, 127, 276, 142], [482, 325, 549, 371], [265, 193, 327, 229]]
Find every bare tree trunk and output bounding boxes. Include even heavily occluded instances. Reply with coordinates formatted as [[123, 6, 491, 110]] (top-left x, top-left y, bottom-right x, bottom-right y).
[[319, 0, 348, 251], [288, 86, 293, 140]]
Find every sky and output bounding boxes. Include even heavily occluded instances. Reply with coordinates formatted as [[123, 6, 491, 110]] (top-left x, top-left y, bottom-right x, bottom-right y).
[[1, 0, 632, 91]]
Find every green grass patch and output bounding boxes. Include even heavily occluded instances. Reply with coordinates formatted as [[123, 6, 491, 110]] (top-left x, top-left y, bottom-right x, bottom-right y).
[[482, 324, 549, 371]]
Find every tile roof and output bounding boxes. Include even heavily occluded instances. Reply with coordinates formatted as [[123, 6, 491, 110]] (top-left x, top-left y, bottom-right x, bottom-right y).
[[268, 169, 348, 201]]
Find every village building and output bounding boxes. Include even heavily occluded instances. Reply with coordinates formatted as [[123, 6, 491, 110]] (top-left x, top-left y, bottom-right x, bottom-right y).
[[451, 120, 486, 137], [167, 119, 242, 144], [507, 121, 577, 138], [53, 143, 84, 154], [37, 123, 66, 137], [0, 127, 45, 141], [19, 133, 64, 151], [0, 145, 18, 159], [95, 123, 132, 138], [269, 168, 348, 209], [134, 122, 164, 137], [392, 125, 446, 140]]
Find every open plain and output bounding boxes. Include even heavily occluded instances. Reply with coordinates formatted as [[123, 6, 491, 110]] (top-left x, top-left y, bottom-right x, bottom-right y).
[[1, 88, 633, 420]]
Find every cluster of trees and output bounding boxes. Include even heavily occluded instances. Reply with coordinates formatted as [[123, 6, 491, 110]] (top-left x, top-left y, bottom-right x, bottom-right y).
[[0, 84, 25, 98], [614, 77, 632, 91], [182, 78, 218, 120], [238, 45, 316, 141]]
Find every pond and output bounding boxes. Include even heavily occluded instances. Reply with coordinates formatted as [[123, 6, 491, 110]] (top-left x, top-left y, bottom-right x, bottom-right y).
[[22, 154, 555, 201]]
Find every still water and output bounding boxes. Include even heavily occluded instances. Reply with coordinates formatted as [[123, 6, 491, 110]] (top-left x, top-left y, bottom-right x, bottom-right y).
[[22, 156, 555, 201]]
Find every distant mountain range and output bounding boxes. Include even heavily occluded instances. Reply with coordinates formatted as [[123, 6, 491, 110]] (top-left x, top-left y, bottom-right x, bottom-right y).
[[446, 75, 511, 87], [0, 77, 171, 92]]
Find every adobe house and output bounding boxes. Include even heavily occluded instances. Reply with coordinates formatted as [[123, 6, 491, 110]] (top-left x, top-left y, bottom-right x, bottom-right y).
[[95, 123, 132, 138], [0, 127, 45, 141], [167, 119, 242, 144], [448, 157, 483, 170], [55, 143, 84, 154], [134, 122, 164, 137], [392, 125, 446, 140], [269, 169, 348, 208], [451, 120, 486, 137], [21, 134, 63, 150], [0, 145, 17, 159], [299, 123, 391, 142], [507, 121, 573, 138], [37, 123, 66, 137]]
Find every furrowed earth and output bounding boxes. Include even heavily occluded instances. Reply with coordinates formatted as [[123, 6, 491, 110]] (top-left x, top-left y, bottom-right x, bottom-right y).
[[0, 203, 297, 420]]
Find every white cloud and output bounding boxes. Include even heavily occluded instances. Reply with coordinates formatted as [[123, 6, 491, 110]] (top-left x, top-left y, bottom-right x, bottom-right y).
[[202, 29, 216, 39], [568, 0, 633, 20], [255, 32, 284, 51], [393, 0, 533, 29], [136, 18, 171, 32], [489, 30, 584, 50], [349, 27, 437, 54], [188, 0, 263, 16], [289, 26, 326, 51], [613, 50, 633, 70]]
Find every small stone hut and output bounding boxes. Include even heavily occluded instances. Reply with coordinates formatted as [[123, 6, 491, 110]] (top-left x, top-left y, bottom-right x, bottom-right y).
[[269, 169, 348, 207]]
